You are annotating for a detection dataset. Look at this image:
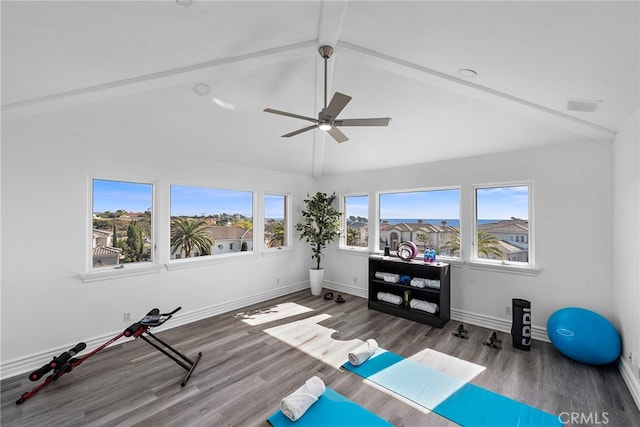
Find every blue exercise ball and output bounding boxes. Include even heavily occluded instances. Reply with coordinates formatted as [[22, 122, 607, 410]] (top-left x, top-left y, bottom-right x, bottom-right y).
[[547, 307, 621, 365]]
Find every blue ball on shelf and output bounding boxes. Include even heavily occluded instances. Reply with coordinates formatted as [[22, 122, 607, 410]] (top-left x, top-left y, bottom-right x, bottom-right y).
[[546, 307, 621, 365]]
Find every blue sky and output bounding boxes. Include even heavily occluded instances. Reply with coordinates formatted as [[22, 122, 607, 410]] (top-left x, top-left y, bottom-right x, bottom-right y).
[[264, 194, 286, 219], [380, 189, 462, 219], [93, 179, 152, 213], [476, 186, 529, 219], [351, 187, 528, 220], [170, 185, 253, 216], [95, 180, 527, 220]]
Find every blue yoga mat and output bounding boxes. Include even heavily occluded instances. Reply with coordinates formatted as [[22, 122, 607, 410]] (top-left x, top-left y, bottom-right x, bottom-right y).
[[267, 386, 393, 427], [342, 349, 562, 427]]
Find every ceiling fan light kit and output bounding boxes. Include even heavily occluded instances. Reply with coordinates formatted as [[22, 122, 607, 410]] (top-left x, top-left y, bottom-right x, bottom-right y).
[[264, 45, 391, 143]]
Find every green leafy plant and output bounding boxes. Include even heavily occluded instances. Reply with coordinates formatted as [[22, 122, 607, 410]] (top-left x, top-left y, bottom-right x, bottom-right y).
[[170, 217, 214, 258], [295, 192, 342, 270]]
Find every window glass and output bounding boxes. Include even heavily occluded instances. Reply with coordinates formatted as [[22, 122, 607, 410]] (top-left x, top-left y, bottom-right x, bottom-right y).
[[378, 188, 461, 258], [92, 179, 153, 268], [264, 194, 288, 249], [475, 185, 530, 264], [170, 185, 253, 259], [343, 195, 368, 248]]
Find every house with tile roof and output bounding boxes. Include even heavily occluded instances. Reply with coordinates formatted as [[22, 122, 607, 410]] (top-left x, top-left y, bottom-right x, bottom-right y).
[[208, 226, 253, 255], [363, 220, 459, 255], [92, 229, 122, 267], [170, 225, 254, 259], [478, 218, 529, 250]]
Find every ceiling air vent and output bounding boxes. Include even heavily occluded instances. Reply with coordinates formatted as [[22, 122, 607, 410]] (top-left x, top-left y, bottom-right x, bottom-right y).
[[566, 98, 603, 113]]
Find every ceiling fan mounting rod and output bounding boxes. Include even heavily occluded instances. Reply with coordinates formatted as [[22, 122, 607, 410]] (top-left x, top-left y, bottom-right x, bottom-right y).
[[319, 45, 333, 110], [263, 44, 389, 144]]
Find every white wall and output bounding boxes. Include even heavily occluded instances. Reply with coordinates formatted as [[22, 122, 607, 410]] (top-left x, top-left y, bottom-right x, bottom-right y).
[[0, 120, 314, 376], [319, 140, 615, 334], [613, 109, 640, 404]]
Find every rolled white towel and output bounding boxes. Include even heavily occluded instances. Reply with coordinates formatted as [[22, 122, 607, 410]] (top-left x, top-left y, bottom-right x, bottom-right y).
[[377, 292, 403, 305], [280, 376, 326, 422], [375, 271, 398, 283], [410, 278, 427, 288], [410, 298, 439, 314], [427, 279, 440, 289], [348, 339, 378, 366]]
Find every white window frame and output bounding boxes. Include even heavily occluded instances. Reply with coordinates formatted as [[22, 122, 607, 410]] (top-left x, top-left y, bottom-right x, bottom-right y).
[[472, 181, 535, 270], [340, 193, 370, 251], [83, 177, 159, 281], [263, 192, 291, 251], [168, 184, 256, 264], [376, 186, 462, 261]]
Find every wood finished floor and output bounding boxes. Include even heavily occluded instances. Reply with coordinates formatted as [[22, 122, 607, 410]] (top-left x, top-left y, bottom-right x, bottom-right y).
[[2, 289, 639, 426]]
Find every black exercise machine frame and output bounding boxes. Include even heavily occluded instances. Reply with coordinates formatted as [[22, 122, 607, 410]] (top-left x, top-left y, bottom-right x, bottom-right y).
[[16, 306, 202, 405]]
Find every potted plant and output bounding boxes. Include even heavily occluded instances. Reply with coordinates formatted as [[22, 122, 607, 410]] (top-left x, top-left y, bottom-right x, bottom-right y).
[[295, 192, 342, 295]]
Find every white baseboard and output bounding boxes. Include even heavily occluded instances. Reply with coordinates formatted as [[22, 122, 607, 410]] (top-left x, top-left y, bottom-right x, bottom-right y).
[[323, 281, 549, 342], [323, 280, 368, 299], [450, 307, 550, 343], [619, 357, 640, 411], [0, 281, 308, 380]]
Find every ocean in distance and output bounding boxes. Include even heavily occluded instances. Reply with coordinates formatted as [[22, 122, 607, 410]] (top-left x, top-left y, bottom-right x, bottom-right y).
[[380, 219, 501, 226]]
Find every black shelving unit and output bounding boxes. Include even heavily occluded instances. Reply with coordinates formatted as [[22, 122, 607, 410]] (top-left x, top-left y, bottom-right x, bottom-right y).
[[368, 256, 450, 328]]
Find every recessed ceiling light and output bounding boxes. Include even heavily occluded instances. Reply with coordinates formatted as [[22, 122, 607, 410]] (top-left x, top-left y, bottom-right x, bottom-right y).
[[458, 68, 478, 78], [193, 83, 210, 96]]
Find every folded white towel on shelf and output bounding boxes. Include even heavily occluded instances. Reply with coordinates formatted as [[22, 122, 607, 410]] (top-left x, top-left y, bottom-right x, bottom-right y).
[[280, 376, 326, 422], [410, 298, 439, 314], [410, 278, 427, 288], [348, 339, 379, 366], [377, 292, 403, 305], [427, 279, 440, 289], [375, 271, 400, 283]]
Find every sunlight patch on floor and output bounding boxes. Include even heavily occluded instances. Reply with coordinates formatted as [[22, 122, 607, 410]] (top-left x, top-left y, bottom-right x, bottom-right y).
[[407, 347, 486, 382], [235, 302, 313, 326], [347, 348, 487, 412], [263, 313, 364, 369]]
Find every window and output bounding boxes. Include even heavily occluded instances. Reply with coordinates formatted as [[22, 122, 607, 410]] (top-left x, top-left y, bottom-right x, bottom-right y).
[[170, 185, 253, 259], [474, 184, 530, 265], [378, 188, 461, 258], [91, 179, 153, 268], [264, 193, 289, 249], [342, 195, 368, 248]]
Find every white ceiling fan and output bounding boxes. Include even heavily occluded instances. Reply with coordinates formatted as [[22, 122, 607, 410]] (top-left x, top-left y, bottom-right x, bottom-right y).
[[264, 45, 391, 143]]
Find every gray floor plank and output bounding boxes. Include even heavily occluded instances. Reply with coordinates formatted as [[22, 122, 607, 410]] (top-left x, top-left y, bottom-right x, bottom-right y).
[[2, 290, 638, 426]]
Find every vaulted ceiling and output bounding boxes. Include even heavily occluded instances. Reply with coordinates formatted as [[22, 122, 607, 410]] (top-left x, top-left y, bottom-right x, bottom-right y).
[[2, 1, 638, 177]]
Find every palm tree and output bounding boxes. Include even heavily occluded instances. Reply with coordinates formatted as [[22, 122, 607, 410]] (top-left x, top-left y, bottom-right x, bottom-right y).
[[441, 229, 460, 257], [415, 232, 433, 251], [170, 217, 214, 258], [440, 229, 503, 259], [265, 220, 285, 248], [477, 230, 504, 258]]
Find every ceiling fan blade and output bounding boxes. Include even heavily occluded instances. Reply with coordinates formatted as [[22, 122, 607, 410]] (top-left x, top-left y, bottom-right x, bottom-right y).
[[264, 108, 319, 123], [327, 126, 349, 143], [322, 92, 352, 120], [282, 124, 317, 138], [335, 118, 391, 127]]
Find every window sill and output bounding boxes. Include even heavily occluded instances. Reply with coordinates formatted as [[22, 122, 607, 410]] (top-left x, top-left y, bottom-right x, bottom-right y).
[[338, 247, 372, 257], [165, 252, 260, 271], [261, 247, 294, 258], [468, 261, 540, 276], [79, 264, 164, 283]]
